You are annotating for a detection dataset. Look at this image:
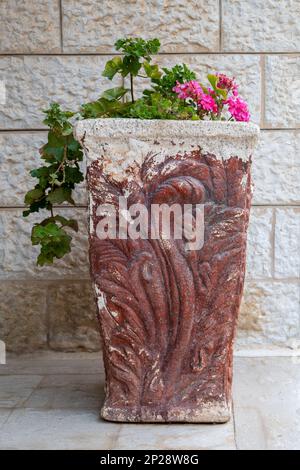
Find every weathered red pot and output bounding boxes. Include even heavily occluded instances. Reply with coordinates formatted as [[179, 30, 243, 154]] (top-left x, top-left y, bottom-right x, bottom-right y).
[[75, 119, 259, 423]]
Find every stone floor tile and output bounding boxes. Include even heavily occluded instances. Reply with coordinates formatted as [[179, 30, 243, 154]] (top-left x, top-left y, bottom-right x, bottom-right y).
[[113, 420, 236, 450], [0, 409, 120, 450], [24, 374, 104, 410], [0, 352, 104, 376], [0, 409, 13, 429], [1, 353, 299, 450], [0, 375, 42, 408], [233, 357, 300, 450]]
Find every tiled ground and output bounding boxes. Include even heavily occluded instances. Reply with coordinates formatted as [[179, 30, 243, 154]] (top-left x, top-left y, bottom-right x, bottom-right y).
[[0, 352, 299, 450]]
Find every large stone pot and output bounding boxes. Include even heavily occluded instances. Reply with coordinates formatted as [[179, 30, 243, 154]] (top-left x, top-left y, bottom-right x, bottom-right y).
[[74, 119, 259, 423]]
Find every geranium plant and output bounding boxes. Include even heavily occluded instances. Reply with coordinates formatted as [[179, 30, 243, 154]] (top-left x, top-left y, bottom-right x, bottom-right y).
[[23, 37, 250, 266]]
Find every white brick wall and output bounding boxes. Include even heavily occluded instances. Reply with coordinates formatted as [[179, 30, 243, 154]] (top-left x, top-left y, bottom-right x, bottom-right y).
[[0, 0, 299, 352]]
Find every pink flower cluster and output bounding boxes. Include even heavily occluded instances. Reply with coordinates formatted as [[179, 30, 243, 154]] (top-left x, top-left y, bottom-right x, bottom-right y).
[[173, 81, 218, 113], [173, 80, 202, 100], [199, 91, 218, 113], [173, 73, 250, 122], [225, 96, 250, 122]]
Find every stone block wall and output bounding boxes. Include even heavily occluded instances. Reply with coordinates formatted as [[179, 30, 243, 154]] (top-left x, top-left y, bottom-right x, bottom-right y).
[[0, 0, 299, 352]]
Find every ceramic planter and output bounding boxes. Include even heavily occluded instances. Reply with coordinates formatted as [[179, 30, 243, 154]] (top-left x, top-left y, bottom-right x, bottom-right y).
[[74, 119, 259, 423]]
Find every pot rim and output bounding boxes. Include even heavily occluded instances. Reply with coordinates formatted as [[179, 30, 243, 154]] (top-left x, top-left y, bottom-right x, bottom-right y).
[[74, 118, 260, 142]]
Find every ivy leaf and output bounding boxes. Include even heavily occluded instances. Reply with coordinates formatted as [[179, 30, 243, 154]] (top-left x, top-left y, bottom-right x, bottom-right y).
[[25, 102, 82, 264], [24, 187, 45, 205], [102, 56, 123, 80], [67, 139, 80, 152], [61, 122, 73, 136], [49, 173, 61, 186], [32, 222, 73, 265], [30, 166, 51, 189], [67, 138, 83, 161], [48, 131, 65, 147], [43, 103, 75, 130], [64, 166, 84, 184], [41, 131, 65, 162], [23, 198, 48, 216], [46, 187, 75, 205], [31, 222, 61, 244], [30, 167, 49, 178], [40, 215, 79, 232], [36, 251, 54, 266], [54, 216, 79, 232], [63, 219, 78, 232]]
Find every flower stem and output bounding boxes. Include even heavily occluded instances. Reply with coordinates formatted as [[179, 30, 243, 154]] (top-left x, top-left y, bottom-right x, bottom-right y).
[[130, 73, 135, 103]]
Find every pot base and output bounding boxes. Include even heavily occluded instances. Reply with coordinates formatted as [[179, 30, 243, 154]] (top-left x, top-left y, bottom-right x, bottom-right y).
[[101, 401, 231, 423]]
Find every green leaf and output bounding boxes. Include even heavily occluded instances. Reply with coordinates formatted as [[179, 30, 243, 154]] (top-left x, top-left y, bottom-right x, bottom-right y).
[[207, 74, 227, 99], [46, 187, 75, 205], [122, 55, 141, 76], [207, 74, 218, 90], [24, 187, 45, 205], [146, 38, 160, 55], [44, 216, 78, 232], [24, 198, 47, 216], [32, 222, 73, 266], [200, 84, 209, 94], [55, 216, 79, 232], [101, 87, 129, 101], [81, 97, 130, 119], [49, 173, 61, 186], [61, 122, 73, 136], [151, 64, 196, 96], [143, 62, 162, 80], [67, 139, 80, 153], [30, 166, 52, 189], [38, 215, 79, 232], [215, 87, 228, 99], [102, 56, 123, 80], [129, 92, 199, 120], [26, 101, 82, 263], [81, 99, 110, 118], [36, 252, 54, 266], [31, 222, 63, 245], [30, 167, 49, 178], [67, 138, 83, 161], [41, 131, 66, 162], [115, 38, 160, 58], [43, 103, 75, 131], [37, 237, 71, 265], [64, 166, 84, 184]]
